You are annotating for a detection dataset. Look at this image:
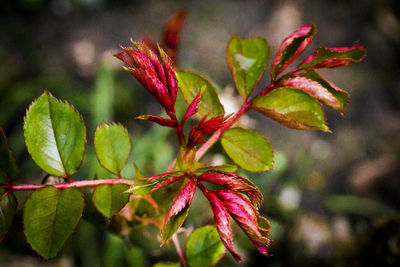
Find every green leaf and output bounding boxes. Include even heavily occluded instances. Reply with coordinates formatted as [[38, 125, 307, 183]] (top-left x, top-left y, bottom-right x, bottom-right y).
[[94, 123, 132, 176], [153, 262, 181, 267], [185, 225, 225, 267], [193, 164, 238, 176], [0, 128, 18, 182], [252, 87, 329, 132], [23, 186, 84, 259], [0, 188, 17, 241], [23, 91, 86, 177], [176, 71, 224, 117], [92, 184, 130, 218], [226, 36, 270, 99], [221, 128, 273, 172]]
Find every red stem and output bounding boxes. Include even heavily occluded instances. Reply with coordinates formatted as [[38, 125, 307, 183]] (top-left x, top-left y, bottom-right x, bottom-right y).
[[195, 101, 251, 160], [1, 178, 136, 192], [172, 234, 187, 267], [170, 113, 186, 145]]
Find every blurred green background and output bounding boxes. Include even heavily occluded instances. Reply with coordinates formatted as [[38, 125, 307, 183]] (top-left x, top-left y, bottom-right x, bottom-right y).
[[1, 0, 399, 266]]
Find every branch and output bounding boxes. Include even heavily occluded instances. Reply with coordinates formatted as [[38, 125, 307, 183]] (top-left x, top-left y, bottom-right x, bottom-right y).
[[2, 178, 135, 192], [195, 101, 251, 160]]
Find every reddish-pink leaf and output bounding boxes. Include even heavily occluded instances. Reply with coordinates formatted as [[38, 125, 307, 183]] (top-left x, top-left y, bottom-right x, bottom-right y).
[[119, 46, 156, 75], [124, 67, 171, 111], [163, 9, 187, 61], [215, 190, 270, 256], [115, 45, 176, 113], [151, 174, 185, 192], [162, 179, 197, 243], [137, 115, 178, 128], [181, 87, 203, 126], [201, 187, 241, 262], [144, 171, 183, 180], [199, 171, 263, 209], [270, 24, 317, 79], [298, 42, 367, 69], [132, 40, 167, 88], [279, 74, 348, 113], [187, 114, 231, 148], [159, 47, 178, 106]]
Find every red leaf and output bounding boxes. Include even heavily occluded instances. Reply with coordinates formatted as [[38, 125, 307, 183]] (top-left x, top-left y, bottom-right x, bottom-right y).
[[114, 44, 176, 113], [201, 187, 242, 262], [137, 115, 178, 128], [187, 114, 231, 148], [214, 190, 270, 256], [270, 24, 316, 79], [181, 87, 203, 126], [132, 41, 167, 88], [199, 171, 263, 209], [298, 42, 367, 69], [119, 46, 156, 74], [124, 67, 171, 111], [162, 179, 197, 243], [159, 47, 178, 106], [144, 171, 183, 180], [163, 9, 187, 61], [279, 74, 348, 112], [151, 174, 185, 192]]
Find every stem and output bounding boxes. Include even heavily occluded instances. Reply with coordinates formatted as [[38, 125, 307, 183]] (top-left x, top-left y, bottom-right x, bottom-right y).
[[259, 80, 277, 96], [172, 233, 187, 267], [170, 113, 186, 145], [195, 101, 251, 160], [1, 178, 136, 192]]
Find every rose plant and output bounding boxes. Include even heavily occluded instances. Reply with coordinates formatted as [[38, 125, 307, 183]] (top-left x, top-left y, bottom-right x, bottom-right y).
[[0, 12, 365, 266]]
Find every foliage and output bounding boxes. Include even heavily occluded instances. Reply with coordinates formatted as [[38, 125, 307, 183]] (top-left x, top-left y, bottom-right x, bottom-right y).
[[0, 11, 366, 266]]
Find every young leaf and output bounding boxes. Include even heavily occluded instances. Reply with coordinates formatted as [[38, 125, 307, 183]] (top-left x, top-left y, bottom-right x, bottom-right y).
[[221, 128, 273, 172], [202, 188, 241, 262], [176, 71, 224, 117], [270, 24, 316, 79], [199, 171, 263, 209], [92, 184, 130, 218], [23, 91, 86, 177], [252, 87, 330, 132], [0, 188, 17, 241], [226, 37, 270, 99], [94, 123, 132, 176], [163, 8, 187, 61], [181, 86, 204, 126], [126, 171, 184, 195], [215, 190, 270, 256], [159, 47, 179, 106], [23, 186, 84, 259], [162, 179, 197, 244], [137, 115, 178, 128], [0, 128, 18, 182], [193, 164, 238, 176], [151, 174, 186, 193], [279, 69, 349, 113], [298, 42, 366, 69], [185, 225, 225, 267]]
